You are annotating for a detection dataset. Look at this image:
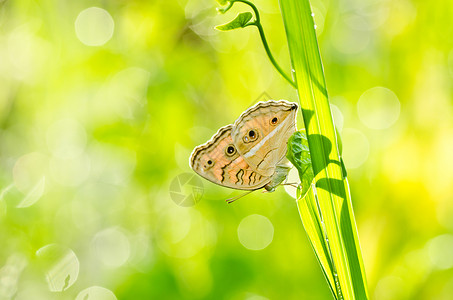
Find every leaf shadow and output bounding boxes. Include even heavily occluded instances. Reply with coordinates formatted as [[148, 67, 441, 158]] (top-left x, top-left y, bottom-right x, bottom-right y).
[[306, 133, 341, 176]]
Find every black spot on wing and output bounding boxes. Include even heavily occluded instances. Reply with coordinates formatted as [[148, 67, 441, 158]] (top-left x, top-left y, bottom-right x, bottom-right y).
[[235, 169, 244, 185], [220, 160, 234, 183], [248, 171, 255, 185]]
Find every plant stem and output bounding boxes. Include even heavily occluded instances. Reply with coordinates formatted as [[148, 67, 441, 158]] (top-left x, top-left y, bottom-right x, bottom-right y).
[[236, 0, 296, 88], [254, 22, 296, 88]]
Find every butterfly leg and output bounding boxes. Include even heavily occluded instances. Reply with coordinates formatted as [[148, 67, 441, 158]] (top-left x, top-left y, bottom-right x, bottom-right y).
[[225, 190, 254, 204], [281, 182, 299, 189]]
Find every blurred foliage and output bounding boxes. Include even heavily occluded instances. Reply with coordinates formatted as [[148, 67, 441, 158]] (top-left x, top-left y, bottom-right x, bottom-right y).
[[1, 0, 453, 299]]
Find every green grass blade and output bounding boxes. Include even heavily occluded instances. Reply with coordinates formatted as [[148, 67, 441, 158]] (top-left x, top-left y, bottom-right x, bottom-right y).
[[297, 184, 338, 299], [286, 130, 337, 297], [279, 0, 369, 299]]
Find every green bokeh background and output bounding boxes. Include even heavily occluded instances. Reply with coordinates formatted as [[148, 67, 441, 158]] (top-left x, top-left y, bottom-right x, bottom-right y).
[[1, 0, 453, 299]]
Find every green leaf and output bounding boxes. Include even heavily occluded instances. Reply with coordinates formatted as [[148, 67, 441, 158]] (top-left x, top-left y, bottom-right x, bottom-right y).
[[289, 131, 337, 297], [280, 0, 368, 299], [296, 183, 338, 298], [286, 130, 314, 196], [215, 12, 253, 31]]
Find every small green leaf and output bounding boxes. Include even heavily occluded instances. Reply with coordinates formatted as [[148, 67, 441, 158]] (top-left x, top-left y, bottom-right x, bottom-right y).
[[215, 12, 253, 31], [286, 130, 314, 196]]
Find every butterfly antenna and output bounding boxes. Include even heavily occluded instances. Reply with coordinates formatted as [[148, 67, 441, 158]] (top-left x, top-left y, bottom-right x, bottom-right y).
[[225, 191, 254, 204]]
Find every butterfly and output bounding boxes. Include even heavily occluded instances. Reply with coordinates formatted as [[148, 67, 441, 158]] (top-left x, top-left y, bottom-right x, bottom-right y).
[[189, 100, 298, 201]]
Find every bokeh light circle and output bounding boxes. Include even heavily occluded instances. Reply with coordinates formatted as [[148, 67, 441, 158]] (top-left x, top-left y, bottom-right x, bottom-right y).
[[357, 87, 401, 130], [75, 286, 117, 300], [35, 244, 79, 292], [49, 155, 91, 187], [237, 214, 274, 251], [427, 234, 453, 270], [0, 254, 27, 298], [75, 7, 114, 46], [46, 118, 87, 159], [330, 104, 344, 131], [13, 152, 48, 194], [92, 227, 131, 268], [246, 294, 270, 300], [12, 153, 47, 208], [374, 276, 407, 300], [283, 167, 300, 199], [448, 50, 453, 78], [16, 177, 46, 208], [330, 25, 370, 54], [156, 209, 216, 258], [341, 128, 370, 169]]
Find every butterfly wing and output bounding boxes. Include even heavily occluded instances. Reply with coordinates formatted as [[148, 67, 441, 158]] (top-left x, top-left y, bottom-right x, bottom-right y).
[[190, 125, 271, 190], [231, 100, 298, 177]]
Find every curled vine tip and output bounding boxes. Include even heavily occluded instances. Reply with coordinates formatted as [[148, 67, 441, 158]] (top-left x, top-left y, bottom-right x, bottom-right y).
[[216, 0, 235, 14]]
